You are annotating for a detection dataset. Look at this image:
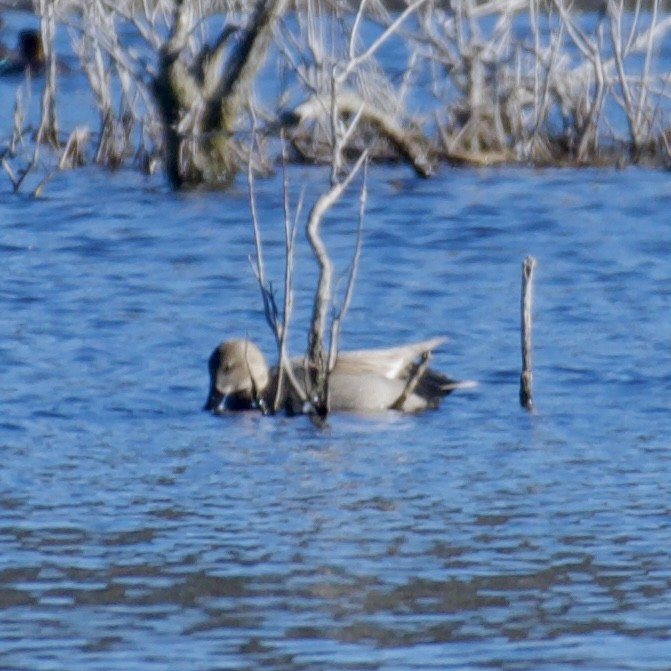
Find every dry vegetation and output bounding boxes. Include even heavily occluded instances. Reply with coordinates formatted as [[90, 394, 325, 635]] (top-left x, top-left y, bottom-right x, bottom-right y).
[[1, 0, 669, 414], [1, 0, 671, 194]]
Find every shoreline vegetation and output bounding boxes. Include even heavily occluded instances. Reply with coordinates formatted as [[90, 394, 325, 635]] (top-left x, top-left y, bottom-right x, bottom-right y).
[[2, 0, 669, 416], [0, 0, 670, 194]]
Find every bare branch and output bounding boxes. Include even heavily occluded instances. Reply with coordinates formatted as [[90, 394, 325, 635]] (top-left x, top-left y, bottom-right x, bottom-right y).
[[337, 0, 427, 82], [328, 159, 368, 375], [305, 149, 368, 410]]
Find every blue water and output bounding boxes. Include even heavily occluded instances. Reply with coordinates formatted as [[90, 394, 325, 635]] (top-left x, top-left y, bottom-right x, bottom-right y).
[[2, 4, 671, 669], [2, 162, 671, 671]]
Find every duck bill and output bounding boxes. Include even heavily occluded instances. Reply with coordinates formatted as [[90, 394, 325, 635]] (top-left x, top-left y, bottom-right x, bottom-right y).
[[203, 386, 225, 413]]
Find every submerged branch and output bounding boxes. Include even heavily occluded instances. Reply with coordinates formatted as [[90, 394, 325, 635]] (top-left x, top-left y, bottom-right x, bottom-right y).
[[305, 149, 368, 412], [328, 159, 368, 376], [285, 91, 433, 177], [519, 256, 536, 410]]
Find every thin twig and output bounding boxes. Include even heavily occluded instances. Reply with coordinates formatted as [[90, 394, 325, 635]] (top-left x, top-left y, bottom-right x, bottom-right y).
[[337, 0, 427, 82], [348, 0, 368, 61], [609, 4, 638, 151], [247, 128, 274, 328], [273, 131, 308, 412], [328, 159, 368, 375], [247, 122, 307, 412], [36, 0, 59, 148], [634, 0, 658, 136], [391, 351, 431, 411], [31, 168, 57, 197]]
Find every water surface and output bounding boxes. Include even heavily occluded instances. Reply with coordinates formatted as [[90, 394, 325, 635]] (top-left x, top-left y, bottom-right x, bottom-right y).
[[1, 162, 671, 670]]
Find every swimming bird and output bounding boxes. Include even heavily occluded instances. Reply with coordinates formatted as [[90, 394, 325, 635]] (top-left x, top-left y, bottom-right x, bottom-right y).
[[204, 337, 473, 414], [0, 29, 45, 76]]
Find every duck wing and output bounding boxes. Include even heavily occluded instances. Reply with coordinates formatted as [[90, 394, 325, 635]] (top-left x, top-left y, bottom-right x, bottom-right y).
[[333, 337, 447, 380]]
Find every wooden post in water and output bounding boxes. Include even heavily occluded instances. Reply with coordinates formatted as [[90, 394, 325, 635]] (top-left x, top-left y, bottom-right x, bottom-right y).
[[519, 256, 536, 410]]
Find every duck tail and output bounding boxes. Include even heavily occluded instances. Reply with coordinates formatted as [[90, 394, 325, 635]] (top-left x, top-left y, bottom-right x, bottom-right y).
[[417, 367, 477, 398]]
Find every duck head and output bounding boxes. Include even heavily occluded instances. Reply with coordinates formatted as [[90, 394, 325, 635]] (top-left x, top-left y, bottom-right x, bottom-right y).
[[18, 29, 44, 70], [204, 339, 270, 412]]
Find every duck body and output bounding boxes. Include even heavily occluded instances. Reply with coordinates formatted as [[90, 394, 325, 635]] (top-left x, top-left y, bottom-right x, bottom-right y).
[[204, 338, 472, 415], [0, 29, 44, 76]]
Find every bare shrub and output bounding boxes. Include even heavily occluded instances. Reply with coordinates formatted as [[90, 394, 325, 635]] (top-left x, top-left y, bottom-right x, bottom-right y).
[[420, 0, 671, 165], [2, 0, 671, 194]]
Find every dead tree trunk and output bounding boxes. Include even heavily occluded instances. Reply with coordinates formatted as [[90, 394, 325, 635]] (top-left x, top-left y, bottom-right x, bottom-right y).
[[152, 0, 286, 189]]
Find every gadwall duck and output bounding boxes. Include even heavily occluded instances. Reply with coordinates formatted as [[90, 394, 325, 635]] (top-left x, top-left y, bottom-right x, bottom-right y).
[[204, 338, 473, 414]]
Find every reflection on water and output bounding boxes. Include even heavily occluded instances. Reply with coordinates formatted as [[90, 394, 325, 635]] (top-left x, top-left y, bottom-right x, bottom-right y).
[[1, 165, 671, 670]]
